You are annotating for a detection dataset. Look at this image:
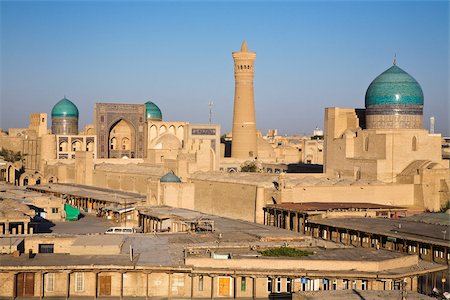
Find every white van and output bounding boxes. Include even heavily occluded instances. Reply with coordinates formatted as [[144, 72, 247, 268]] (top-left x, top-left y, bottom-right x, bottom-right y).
[[105, 227, 136, 234]]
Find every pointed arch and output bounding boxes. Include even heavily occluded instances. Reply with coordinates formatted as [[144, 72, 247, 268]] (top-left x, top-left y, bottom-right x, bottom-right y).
[[412, 136, 417, 151]]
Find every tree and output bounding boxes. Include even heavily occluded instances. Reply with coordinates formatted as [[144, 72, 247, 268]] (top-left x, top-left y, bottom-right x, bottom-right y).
[[0, 148, 26, 163], [240, 161, 257, 172]]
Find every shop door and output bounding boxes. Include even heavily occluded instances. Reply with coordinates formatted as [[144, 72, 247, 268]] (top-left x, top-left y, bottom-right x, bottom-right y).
[[218, 277, 231, 296], [99, 275, 112, 296], [16, 273, 35, 297]]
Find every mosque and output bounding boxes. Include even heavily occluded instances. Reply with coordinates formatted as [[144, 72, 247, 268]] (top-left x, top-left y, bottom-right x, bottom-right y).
[[0, 42, 448, 214]]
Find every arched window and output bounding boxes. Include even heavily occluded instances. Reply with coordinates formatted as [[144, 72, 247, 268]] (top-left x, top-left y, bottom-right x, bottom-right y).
[[86, 142, 94, 152], [59, 141, 68, 152], [122, 137, 130, 150], [110, 137, 117, 150], [72, 140, 82, 152], [412, 136, 417, 151]]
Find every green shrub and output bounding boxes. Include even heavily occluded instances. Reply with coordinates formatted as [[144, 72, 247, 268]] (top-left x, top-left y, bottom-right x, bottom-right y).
[[259, 247, 312, 257]]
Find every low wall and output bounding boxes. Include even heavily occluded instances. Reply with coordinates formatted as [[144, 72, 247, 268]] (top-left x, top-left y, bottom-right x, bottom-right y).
[[288, 184, 415, 206], [185, 254, 418, 273]]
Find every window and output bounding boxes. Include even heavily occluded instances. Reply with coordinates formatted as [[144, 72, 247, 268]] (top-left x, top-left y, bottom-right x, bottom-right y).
[[38, 244, 54, 253], [286, 278, 292, 292], [275, 278, 282, 293], [267, 278, 273, 293], [343, 279, 349, 290], [52, 208, 59, 214], [362, 280, 368, 290], [241, 277, 246, 292], [322, 278, 329, 290], [75, 272, 84, 292], [45, 273, 54, 292], [393, 280, 401, 290], [198, 275, 204, 291]]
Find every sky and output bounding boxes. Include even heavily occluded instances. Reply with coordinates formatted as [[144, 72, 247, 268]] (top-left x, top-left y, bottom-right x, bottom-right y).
[[1, 0, 449, 136]]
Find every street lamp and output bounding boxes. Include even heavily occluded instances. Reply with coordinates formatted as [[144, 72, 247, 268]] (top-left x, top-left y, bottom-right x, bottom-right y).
[[442, 276, 446, 294]]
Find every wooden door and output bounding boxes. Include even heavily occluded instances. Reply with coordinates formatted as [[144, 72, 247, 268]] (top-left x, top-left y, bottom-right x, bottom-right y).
[[218, 277, 231, 296], [99, 275, 112, 296], [16, 272, 35, 297]]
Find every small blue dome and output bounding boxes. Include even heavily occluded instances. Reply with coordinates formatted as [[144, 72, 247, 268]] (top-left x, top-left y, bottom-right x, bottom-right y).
[[51, 97, 79, 117], [160, 171, 181, 183], [145, 101, 162, 121], [365, 65, 424, 107]]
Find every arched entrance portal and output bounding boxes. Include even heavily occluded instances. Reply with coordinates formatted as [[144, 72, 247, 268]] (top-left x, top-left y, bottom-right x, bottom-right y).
[[108, 119, 136, 158]]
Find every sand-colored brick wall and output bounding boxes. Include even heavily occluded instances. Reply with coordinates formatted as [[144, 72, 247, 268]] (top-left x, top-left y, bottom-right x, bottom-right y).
[[192, 179, 258, 222]]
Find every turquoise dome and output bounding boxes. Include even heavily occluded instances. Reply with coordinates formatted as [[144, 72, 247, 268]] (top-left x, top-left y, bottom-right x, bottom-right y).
[[145, 101, 162, 121], [51, 97, 79, 117], [365, 65, 424, 107], [160, 171, 181, 183]]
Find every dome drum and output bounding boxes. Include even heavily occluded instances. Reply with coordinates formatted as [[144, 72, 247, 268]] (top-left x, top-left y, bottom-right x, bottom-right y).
[[51, 117, 79, 135]]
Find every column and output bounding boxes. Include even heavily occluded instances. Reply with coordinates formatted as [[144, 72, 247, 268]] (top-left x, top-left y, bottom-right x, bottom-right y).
[[445, 247, 448, 265], [66, 271, 71, 299], [210, 275, 215, 299], [293, 213, 298, 232], [95, 272, 99, 298], [431, 245, 434, 262], [190, 274, 194, 299], [146, 272, 149, 300], [252, 277, 257, 299], [168, 272, 172, 299], [40, 272, 45, 299], [120, 272, 124, 299]]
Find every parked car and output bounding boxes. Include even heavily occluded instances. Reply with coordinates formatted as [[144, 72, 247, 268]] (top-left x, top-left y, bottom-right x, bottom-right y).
[[105, 227, 137, 234]]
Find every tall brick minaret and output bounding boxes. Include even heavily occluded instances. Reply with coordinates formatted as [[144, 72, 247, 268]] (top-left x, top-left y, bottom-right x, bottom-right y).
[[231, 40, 257, 159]]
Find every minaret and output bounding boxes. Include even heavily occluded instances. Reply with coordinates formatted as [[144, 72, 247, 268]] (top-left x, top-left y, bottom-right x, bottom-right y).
[[231, 40, 257, 159]]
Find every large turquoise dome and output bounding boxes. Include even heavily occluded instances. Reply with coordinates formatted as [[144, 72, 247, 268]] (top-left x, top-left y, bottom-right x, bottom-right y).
[[365, 65, 424, 107], [145, 101, 162, 121], [51, 97, 79, 117]]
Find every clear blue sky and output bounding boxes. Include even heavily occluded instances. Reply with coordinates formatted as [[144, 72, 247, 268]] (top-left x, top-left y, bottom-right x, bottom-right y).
[[1, 1, 449, 135]]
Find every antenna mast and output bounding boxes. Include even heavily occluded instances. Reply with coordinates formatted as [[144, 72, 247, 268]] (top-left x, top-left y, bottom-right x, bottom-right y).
[[208, 101, 213, 124]]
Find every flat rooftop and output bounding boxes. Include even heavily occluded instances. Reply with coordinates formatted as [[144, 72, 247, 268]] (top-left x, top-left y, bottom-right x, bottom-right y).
[[309, 217, 450, 247], [27, 183, 146, 205], [294, 290, 434, 300], [266, 202, 404, 212]]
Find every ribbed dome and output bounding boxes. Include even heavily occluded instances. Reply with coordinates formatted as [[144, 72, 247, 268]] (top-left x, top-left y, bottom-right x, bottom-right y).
[[145, 101, 162, 121], [160, 171, 181, 183], [365, 65, 424, 107], [51, 97, 79, 117]]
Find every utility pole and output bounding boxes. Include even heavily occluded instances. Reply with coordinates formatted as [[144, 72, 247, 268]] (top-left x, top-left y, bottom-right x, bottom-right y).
[[208, 101, 213, 124]]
